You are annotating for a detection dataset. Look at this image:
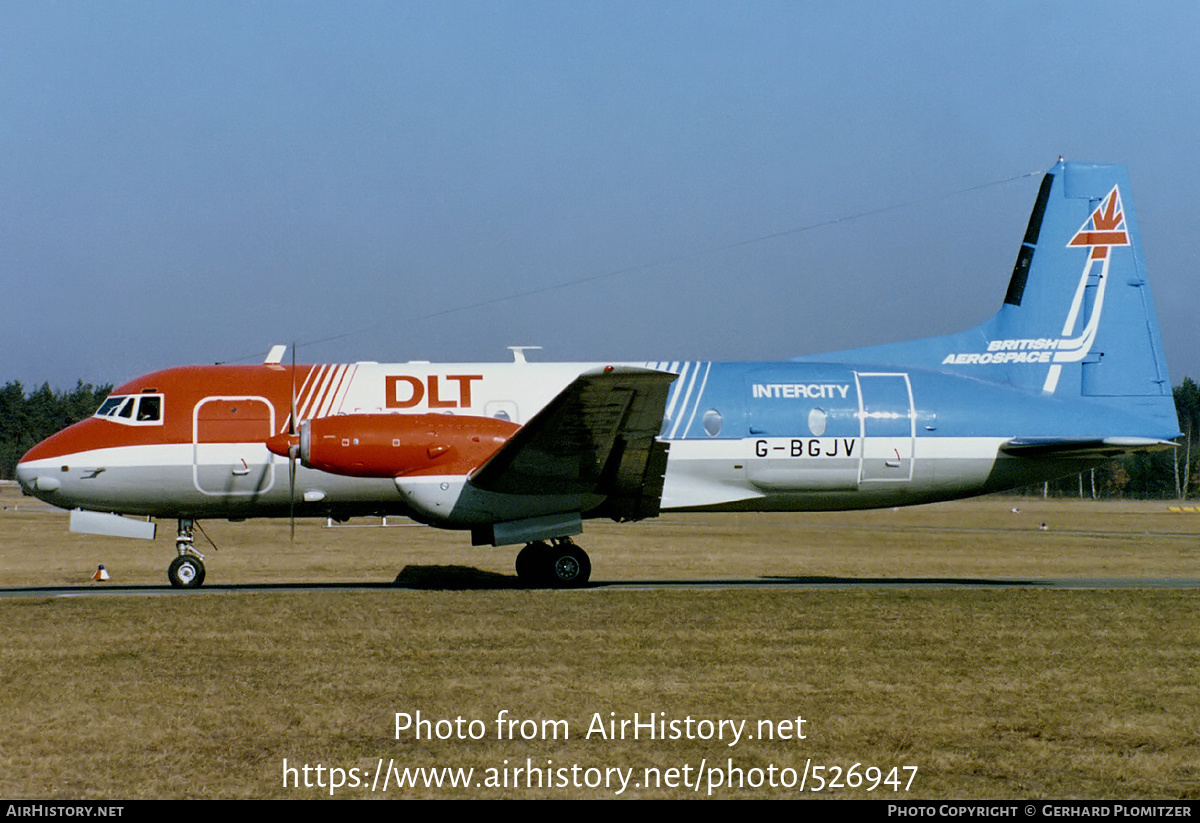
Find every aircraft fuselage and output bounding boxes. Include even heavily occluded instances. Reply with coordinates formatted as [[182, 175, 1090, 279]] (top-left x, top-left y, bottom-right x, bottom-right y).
[[17, 358, 1154, 525]]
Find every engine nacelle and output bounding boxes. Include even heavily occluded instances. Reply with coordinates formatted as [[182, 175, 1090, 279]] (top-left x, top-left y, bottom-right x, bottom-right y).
[[266, 413, 518, 478]]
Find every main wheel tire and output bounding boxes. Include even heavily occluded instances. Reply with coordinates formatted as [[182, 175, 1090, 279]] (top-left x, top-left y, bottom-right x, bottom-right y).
[[546, 543, 591, 589], [168, 554, 206, 588], [515, 541, 550, 585]]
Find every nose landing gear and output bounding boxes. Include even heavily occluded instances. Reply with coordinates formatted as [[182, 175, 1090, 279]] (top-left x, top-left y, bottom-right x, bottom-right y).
[[168, 518, 206, 588]]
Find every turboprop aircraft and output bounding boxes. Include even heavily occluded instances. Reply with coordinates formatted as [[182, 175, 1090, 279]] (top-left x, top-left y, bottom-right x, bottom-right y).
[[16, 160, 1181, 588]]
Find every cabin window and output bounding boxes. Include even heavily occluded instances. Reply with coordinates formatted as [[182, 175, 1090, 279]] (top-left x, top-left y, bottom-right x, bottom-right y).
[[808, 407, 828, 436], [702, 409, 722, 437]]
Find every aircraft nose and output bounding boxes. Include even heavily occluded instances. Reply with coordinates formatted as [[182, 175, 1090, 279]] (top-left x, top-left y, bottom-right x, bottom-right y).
[[16, 423, 87, 502], [15, 460, 36, 495], [15, 457, 63, 498]]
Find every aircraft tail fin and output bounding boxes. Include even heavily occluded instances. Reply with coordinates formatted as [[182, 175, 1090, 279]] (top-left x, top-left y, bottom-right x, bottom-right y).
[[796, 160, 1177, 433], [982, 161, 1170, 402]]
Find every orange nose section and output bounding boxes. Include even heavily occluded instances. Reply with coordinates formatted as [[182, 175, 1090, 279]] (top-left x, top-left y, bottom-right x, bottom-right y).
[[19, 417, 106, 464]]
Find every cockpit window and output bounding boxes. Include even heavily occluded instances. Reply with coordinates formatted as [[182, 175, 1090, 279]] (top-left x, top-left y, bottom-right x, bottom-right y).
[[137, 396, 161, 421], [94, 394, 164, 426], [95, 397, 124, 417]]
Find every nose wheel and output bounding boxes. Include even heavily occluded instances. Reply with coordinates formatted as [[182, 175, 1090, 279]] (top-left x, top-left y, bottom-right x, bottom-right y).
[[515, 538, 591, 588], [168, 518, 207, 588], [168, 553, 206, 588]]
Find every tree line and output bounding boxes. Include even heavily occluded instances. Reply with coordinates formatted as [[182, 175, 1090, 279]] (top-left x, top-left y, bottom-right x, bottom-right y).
[[2, 377, 1200, 498], [0, 381, 113, 480]]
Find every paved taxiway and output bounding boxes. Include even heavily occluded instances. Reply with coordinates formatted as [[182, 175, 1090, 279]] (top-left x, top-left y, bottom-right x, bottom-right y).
[[4, 575, 1200, 599]]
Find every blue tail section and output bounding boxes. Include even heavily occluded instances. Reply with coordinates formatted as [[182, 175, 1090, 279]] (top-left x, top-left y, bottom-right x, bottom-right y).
[[794, 160, 1177, 433]]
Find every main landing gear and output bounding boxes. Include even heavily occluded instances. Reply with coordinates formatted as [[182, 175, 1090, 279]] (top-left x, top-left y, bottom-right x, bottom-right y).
[[515, 538, 591, 588], [168, 518, 206, 588]]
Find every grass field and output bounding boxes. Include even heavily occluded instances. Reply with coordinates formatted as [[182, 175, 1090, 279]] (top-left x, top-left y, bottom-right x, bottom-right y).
[[1, 483, 1198, 799]]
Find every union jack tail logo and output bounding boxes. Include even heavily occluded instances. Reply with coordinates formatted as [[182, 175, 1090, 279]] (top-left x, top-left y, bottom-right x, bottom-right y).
[[1042, 185, 1130, 393], [1067, 186, 1129, 260]]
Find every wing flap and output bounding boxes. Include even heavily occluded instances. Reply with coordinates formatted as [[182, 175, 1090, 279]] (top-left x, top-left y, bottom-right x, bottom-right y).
[[468, 366, 676, 520]]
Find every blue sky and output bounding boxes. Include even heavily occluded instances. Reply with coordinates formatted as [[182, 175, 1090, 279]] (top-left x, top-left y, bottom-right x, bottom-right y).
[[3, 1, 1198, 389]]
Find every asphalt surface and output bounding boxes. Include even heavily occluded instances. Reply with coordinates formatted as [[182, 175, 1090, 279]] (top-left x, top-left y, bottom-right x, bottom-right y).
[[4, 574, 1200, 598]]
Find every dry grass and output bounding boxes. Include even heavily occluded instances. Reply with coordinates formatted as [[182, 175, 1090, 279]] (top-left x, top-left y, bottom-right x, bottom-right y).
[[4, 483, 1199, 587], [1, 483, 1198, 799]]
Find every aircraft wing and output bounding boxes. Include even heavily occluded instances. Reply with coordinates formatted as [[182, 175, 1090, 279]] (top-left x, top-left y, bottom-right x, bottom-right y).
[[999, 437, 1177, 458], [468, 366, 677, 521]]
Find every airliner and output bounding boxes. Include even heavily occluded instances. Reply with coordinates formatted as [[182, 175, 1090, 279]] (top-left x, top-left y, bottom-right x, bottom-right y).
[[16, 160, 1180, 588]]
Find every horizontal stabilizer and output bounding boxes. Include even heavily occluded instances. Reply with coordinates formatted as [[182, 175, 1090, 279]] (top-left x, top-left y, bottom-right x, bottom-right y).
[[469, 366, 676, 520], [999, 437, 1177, 458]]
